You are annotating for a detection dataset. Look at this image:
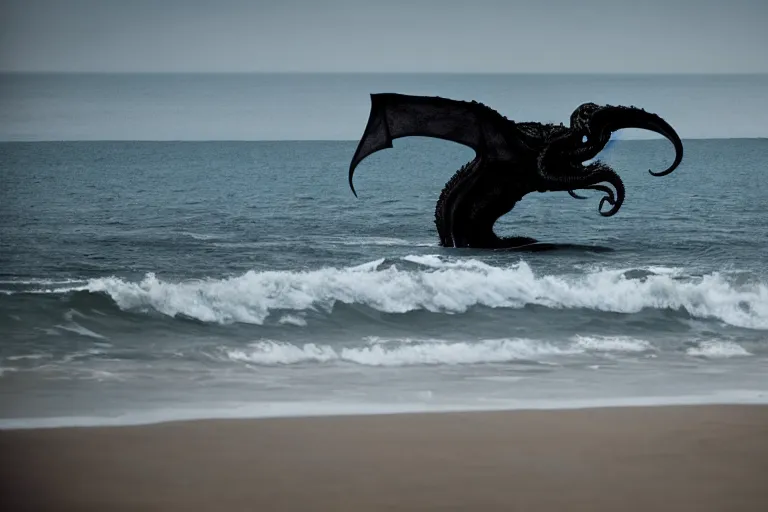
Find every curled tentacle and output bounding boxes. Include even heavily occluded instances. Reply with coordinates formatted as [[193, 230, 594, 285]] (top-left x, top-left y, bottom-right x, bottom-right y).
[[568, 190, 588, 200], [537, 156, 625, 217], [566, 179, 623, 216], [588, 167, 624, 217], [568, 185, 616, 203]]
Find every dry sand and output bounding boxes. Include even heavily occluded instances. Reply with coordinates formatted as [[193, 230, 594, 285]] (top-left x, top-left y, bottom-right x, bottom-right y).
[[2, 405, 767, 511]]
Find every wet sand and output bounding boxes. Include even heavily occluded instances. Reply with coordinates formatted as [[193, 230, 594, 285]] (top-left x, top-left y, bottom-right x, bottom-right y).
[[2, 405, 767, 511]]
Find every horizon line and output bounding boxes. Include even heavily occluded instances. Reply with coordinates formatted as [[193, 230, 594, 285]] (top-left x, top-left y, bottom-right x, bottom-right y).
[[2, 71, 767, 76], [1, 137, 765, 143]]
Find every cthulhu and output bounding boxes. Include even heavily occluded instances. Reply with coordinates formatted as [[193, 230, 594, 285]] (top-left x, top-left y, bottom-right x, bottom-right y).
[[347, 93, 683, 248]]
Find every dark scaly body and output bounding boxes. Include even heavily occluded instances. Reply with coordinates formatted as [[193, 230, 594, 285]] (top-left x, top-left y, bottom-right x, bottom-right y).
[[348, 94, 683, 248]]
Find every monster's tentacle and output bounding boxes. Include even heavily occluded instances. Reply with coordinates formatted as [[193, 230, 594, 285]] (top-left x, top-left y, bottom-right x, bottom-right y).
[[568, 190, 588, 200], [569, 184, 616, 203], [539, 162, 625, 217]]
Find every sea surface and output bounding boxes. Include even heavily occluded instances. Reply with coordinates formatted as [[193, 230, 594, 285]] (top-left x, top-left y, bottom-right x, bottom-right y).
[[1, 73, 767, 428]]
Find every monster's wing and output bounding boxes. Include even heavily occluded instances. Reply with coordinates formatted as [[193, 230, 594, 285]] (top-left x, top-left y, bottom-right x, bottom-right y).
[[348, 93, 518, 196]]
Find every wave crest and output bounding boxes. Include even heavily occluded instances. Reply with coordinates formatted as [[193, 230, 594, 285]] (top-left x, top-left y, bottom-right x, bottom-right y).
[[10, 256, 768, 330], [686, 341, 753, 358], [220, 334, 676, 367], [224, 338, 576, 366]]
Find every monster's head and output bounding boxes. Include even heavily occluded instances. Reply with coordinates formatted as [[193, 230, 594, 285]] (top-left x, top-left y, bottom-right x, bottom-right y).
[[567, 102, 684, 176]]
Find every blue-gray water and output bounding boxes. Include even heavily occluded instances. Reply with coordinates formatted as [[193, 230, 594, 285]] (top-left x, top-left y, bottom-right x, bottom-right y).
[[1, 74, 767, 428]]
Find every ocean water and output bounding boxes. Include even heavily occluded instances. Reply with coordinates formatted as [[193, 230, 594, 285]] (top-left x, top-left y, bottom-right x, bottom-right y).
[[1, 73, 767, 428]]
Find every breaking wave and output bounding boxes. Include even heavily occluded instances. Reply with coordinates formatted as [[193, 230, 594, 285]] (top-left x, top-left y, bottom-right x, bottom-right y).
[[4, 256, 767, 330], [686, 341, 753, 358], [222, 335, 658, 367]]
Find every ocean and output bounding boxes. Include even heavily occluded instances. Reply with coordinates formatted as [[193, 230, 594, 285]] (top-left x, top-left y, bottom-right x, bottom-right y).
[[1, 73, 767, 428]]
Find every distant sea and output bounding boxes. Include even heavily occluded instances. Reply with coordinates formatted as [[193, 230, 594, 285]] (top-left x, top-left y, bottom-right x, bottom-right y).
[[1, 73, 767, 428]]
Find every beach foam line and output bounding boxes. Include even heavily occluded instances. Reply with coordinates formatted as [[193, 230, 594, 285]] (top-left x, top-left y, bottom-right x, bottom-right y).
[[2, 390, 767, 430]]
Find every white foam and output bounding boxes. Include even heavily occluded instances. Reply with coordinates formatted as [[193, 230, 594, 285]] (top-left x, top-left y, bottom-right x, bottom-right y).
[[227, 342, 337, 365], [571, 335, 655, 352], [15, 257, 768, 329], [277, 314, 307, 326], [0, 367, 17, 377], [222, 335, 658, 367], [402, 254, 494, 270], [225, 338, 575, 367], [402, 254, 445, 267], [6, 354, 48, 361], [59, 348, 106, 363], [341, 338, 573, 366], [686, 341, 752, 358], [347, 258, 385, 272], [0, 278, 87, 285], [0, 278, 89, 295], [177, 231, 227, 241]]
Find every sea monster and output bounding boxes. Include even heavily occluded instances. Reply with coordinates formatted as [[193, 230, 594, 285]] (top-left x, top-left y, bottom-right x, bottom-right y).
[[347, 94, 683, 248]]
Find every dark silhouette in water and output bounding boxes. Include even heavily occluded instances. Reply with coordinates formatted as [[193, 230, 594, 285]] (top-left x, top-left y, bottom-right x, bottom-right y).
[[348, 93, 683, 248]]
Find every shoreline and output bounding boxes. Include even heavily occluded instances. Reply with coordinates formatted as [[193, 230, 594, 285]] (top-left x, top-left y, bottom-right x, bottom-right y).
[[3, 391, 768, 430], [3, 404, 767, 511]]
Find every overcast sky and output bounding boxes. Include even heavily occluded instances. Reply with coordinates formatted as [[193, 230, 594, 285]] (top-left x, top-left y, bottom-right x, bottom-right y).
[[1, 0, 766, 73]]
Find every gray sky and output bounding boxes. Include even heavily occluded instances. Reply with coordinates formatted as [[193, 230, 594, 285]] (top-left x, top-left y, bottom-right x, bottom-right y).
[[1, 0, 766, 73]]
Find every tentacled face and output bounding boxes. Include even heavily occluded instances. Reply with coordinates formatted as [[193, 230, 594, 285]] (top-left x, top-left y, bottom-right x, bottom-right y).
[[566, 102, 684, 176], [537, 102, 685, 217]]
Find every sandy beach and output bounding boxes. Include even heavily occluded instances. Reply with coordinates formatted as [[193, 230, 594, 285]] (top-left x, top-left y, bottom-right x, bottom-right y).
[[2, 405, 767, 511]]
